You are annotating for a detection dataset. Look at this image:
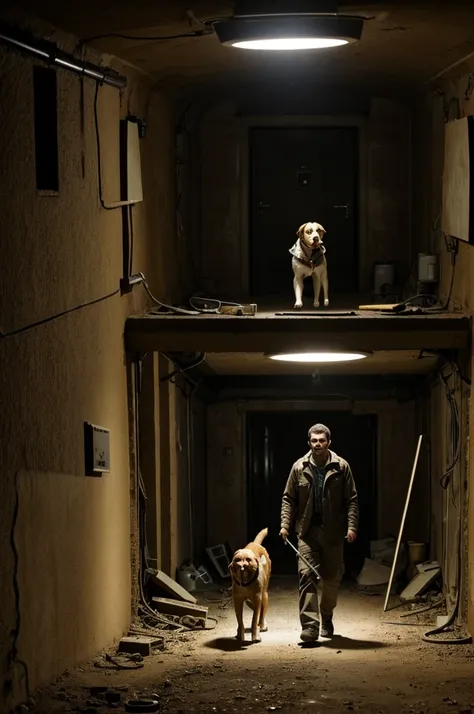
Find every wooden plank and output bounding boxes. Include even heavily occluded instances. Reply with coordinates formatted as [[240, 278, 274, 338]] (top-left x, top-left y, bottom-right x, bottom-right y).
[[383, 435, 424, 612], [152, 596, 208, 619], [150, 569, 197, 604]]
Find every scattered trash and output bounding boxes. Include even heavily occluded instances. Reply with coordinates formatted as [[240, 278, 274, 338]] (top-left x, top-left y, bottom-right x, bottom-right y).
[[206, 544, 232, 578], [105, 689, 122, 704], [94, 652, 144, 670]]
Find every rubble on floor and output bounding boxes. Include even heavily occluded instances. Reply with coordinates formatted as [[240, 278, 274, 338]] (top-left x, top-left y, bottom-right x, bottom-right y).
[[30, 583, 474, 714]]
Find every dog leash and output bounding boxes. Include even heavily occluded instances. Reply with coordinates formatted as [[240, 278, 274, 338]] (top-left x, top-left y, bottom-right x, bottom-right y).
[[284, 538, 321, 580]]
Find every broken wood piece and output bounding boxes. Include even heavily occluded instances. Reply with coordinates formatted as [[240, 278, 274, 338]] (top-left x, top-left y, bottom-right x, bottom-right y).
[[149, 569, 197, 604], [118, 635, 164, 656], [152, 596, 208, 620], [400, 566, 441, 601]]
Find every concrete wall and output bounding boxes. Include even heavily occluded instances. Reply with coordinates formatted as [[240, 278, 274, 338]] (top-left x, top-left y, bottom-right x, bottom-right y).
[[0, 19, 180, 709], [412, 66, 474, 631], [206, 398, 427, 551], [197, 94, 412, 298]]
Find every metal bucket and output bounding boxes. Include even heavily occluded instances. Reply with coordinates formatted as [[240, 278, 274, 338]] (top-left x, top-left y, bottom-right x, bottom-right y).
[[407, 541, 427, 565]]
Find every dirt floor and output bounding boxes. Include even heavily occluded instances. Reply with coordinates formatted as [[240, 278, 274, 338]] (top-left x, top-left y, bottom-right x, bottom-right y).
[[33, 578, 474, 714]]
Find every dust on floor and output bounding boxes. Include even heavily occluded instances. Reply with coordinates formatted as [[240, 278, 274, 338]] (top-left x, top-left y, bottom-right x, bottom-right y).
[[34, 578, 474, 714]]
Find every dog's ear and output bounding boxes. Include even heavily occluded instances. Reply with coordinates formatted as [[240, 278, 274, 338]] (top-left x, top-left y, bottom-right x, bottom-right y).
[[318, 224, 326, 235], [296, 223, 307, 239]]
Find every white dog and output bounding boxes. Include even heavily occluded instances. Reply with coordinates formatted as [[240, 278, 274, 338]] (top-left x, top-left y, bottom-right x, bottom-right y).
[[289, 222, 329, 309]]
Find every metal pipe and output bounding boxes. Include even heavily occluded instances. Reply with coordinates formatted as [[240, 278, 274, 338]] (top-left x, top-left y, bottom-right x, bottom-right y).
[[0, 22, 127, 89], [285, 537, 321, 580]]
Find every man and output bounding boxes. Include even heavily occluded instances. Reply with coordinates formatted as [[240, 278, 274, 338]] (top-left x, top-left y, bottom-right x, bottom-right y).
[[280, 423, 358, 643]]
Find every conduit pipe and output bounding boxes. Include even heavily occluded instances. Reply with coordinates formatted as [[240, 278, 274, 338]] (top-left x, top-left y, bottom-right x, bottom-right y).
[[0, 21, 127, 89]]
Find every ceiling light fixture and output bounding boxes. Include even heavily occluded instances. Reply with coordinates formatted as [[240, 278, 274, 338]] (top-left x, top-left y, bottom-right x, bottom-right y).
[[209, 0, 364, 51], [265, 351, 371, 363]]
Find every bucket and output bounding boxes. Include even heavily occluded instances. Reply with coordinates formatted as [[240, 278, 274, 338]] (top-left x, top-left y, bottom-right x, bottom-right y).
[[407, 541, 427, 565]]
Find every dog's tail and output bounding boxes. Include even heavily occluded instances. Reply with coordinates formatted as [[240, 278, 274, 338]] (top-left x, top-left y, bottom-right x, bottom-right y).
[[253, 527, 268, 545]]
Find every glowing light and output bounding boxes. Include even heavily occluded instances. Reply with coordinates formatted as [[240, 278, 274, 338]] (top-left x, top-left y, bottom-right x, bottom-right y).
[[232, 37, 348, 50], [266, 351, 370, 363]]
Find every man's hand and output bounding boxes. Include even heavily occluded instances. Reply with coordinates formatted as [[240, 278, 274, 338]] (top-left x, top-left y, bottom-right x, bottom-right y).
[[279, 528, 288, 542], [346, 530, 357, 544]]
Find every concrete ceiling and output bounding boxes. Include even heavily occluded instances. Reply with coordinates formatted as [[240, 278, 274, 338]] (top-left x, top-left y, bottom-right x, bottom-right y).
[[14, 1, 474, 91], [204, 349, 439, 376]]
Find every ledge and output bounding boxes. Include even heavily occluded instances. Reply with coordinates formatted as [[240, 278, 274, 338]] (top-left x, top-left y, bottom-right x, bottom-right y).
[[124, 309, 471, 353]]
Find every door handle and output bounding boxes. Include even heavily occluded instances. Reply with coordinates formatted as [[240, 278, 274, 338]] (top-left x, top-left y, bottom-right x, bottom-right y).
[[258, 202, 271, 209]]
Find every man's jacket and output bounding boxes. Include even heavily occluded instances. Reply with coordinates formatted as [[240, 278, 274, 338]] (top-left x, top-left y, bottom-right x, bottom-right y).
[[281, 450, 359, 543]]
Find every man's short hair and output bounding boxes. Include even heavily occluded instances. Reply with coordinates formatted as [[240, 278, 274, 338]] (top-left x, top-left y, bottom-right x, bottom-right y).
[[308, 423, 331, 442]]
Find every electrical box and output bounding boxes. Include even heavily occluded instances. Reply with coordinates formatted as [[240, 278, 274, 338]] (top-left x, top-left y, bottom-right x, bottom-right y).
[[84, 422, 110, 476], [120, 118, 143, 203]]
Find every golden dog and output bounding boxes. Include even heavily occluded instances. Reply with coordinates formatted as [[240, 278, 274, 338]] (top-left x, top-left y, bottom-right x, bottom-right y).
[[228, 527, 271, 644]]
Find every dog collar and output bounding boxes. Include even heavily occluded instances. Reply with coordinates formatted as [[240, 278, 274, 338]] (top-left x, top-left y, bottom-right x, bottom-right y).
[[295, 255, 316, 269], [235, 565, 259, 587], [293, 241, 325, 269]]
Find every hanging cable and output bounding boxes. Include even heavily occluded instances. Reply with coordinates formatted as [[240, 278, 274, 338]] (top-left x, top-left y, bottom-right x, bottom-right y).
[[0, 287, 120, 339], [139, 273, 200, 315], [8, 471, 31, 702], [160, 353, 205, 384], [81, 29, 212, 43]]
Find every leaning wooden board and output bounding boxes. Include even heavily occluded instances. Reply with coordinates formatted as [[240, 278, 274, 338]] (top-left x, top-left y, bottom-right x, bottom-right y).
[[150, 569, 197, 604], [152, 596, 208, 619]]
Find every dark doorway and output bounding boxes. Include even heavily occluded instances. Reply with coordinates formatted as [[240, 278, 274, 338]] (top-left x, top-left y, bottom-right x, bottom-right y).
[[249, 127, 359, 297], [246, 411, 377, 576]]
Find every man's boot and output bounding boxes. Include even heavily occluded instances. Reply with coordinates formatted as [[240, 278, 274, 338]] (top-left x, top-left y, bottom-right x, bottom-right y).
[[300, 624, 320, 642], [320, 617, 334, 638]]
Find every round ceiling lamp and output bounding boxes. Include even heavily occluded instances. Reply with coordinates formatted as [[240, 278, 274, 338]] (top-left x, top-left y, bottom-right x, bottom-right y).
[[210, 0, 364, 51], [265, 351, 371, 363]]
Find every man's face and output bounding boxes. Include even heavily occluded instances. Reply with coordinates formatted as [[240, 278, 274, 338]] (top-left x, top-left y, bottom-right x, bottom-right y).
[[308, 432, 330, 459]]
